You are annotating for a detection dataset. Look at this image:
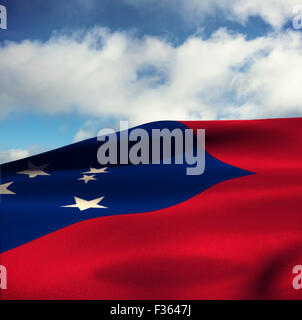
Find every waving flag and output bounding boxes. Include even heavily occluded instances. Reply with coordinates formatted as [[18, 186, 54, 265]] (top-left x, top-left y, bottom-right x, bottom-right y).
[[1, 118, 302, 299]]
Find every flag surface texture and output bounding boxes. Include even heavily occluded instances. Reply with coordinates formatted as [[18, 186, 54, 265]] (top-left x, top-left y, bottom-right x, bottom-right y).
[[1, 118, 302, 299]]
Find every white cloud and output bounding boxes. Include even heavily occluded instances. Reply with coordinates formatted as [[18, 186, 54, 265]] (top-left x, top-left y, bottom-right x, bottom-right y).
[[0, 145, 46, 164], [0, 27, 302, 125], [73, 119, 101, 142], [0, 149, 30, 164], [125, 0, 298, 29]]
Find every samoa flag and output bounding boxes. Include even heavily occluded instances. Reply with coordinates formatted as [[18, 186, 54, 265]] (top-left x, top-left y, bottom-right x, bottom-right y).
[[1, 118, 302, 299]]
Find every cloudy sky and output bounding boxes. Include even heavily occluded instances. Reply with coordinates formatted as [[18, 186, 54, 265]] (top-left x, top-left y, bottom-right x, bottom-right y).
[[0, 0, 302, 163]]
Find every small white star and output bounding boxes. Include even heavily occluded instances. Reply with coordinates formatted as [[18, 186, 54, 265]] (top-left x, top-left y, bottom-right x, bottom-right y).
[[83, 167, 108, 174], [78, 174, 97, 184], [62, 196, 107, 211], [0, 181, 15, 195], [17, 161, 50, 178]]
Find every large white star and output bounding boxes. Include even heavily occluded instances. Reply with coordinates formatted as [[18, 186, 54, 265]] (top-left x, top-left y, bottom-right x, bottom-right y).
[[83, 167, 108, 174], [78, 174, 97, 184], [17, 161, 50, 178], [0, 181, 15, 195], [62, 196, 107, 211]]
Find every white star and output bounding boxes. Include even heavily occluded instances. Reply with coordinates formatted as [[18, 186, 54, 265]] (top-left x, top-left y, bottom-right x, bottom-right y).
[[83, 167, 108, 174], [62, 196, 107, 211], [17, 161, 50, 178], [0, 181, 15, 195], [78, 174, 97, 184]]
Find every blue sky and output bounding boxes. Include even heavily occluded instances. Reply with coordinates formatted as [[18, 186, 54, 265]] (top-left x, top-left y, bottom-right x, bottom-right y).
[[0, 0, 302, 163], [0, 0, 273, 42]]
